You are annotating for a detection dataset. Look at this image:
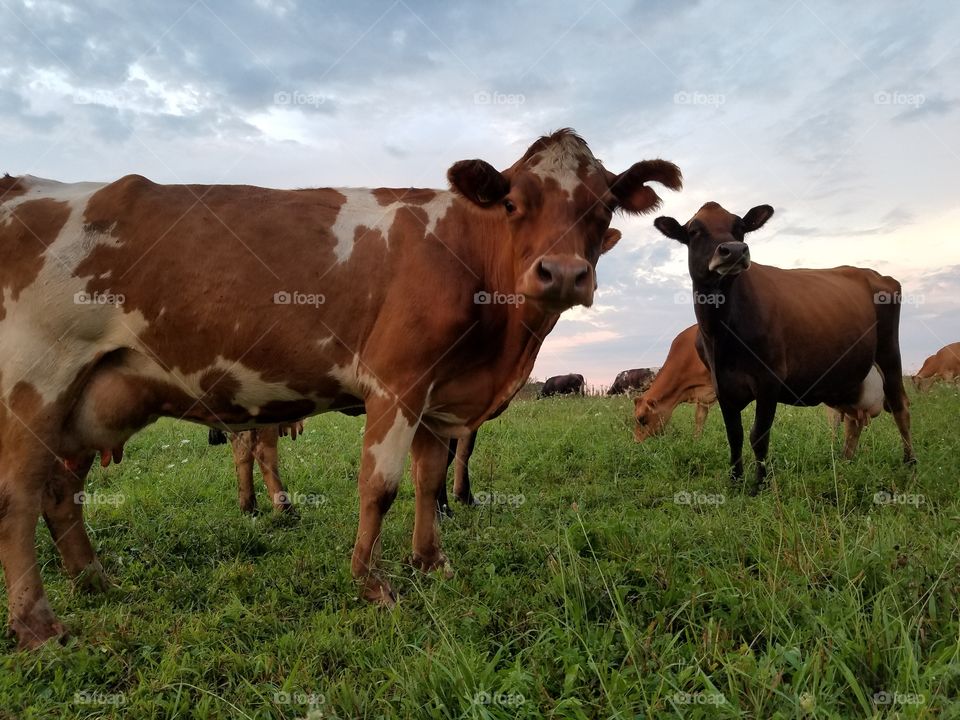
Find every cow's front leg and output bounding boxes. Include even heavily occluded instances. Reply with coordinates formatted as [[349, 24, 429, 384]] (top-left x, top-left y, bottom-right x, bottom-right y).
[[352, 400, 419, 606], [251, 426, 294, 513], [749, 395, 778, 494], [453, 430, 477, 506], [718, 398, 745, 484], [410, 426, 454, 576], [230, 431, 257, 514], [42, 453, 112, 593]]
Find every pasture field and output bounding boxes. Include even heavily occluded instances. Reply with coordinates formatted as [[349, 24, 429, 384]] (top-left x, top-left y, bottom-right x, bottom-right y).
[[2, 386, 959, 719]]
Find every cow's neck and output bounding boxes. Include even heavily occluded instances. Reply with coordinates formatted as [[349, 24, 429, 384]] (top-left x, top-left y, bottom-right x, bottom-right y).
[[691, 274, 743, 351]]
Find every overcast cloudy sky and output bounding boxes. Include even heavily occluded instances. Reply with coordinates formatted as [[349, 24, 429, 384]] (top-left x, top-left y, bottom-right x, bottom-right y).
[[2, 0, 957, 385]]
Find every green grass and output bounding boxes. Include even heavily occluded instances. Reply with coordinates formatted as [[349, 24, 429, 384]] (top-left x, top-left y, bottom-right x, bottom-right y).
[[2, 386, 959, 718]]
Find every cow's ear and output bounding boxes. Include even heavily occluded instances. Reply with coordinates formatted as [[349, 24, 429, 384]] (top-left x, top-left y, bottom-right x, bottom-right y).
[[448, 159, 510, 207], [742, 204, 774, 232], [653, 216, 687, 243], [608, 160, 683, 215], [601, 228, 622, 255]]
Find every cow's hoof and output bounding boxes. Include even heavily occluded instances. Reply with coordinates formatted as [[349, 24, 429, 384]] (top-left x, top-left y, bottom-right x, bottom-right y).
[[74, 560, 114, 594], [409, 552, 454, 579], [904, 455, 918, 467], [436, 503, 454, 520], [454, 493, 477, 507], [361, 575, 397, 608], [8, 599, 69, 650]]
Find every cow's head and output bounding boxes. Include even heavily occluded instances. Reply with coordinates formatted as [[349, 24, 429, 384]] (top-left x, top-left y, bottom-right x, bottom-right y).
[[633, 396, 670, 442], [653, 202, 773, 286], [448, 129, 682, 311]]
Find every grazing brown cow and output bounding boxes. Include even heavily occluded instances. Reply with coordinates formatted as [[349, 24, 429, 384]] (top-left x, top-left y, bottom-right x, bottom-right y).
[[913, 342, 960, 391], [539, 373, 585, 397], [209, 421, 304, 514], [654, 202, 914, 492], [633, 325, 715, 441], [0, 131, 681, 646], [608, 368, 656, 395]]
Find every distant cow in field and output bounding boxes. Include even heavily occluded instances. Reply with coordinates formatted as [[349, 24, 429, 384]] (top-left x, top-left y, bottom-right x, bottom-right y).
[[607, 368, 656, 395], [208, 421, 305, 514], [633, 325, 715, 441], [540, 374, 585, 397], [0, 130, 681, 646], [654, 201, 914, 493], [913, 342, 960, 391]]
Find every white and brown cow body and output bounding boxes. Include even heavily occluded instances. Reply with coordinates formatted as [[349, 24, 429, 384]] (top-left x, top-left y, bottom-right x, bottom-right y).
[[654, 201, 914, 492], [0, 132, 682, 647]]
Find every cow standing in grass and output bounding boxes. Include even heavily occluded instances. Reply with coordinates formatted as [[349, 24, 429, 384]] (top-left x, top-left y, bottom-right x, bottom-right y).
[[607, 368, 656, 396], [654, 202, 914, 493], [539, 373, 585, 397], [913, 342, 960, 391], [0, 130, 681, 647]]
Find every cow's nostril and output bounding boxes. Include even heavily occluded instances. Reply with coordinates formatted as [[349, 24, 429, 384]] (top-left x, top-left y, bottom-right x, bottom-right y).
[[574, 266, 590, 287], [718, 245, 731, 258], [537, 261, 554, 284]]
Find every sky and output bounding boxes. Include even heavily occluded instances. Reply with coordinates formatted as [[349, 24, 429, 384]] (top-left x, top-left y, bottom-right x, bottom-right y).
[[1, 0, 958, 387]]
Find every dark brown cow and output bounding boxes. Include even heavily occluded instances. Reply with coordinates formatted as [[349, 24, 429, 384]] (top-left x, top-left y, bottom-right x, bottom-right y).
[[0, 130, 681, 646], [607, 368, 656, 395], [209, 421, 304, 514], [654, 202, 914, 492], [633, 325, 715, 441], [539, 373, 585, 397], [913, 342, 960, 391]]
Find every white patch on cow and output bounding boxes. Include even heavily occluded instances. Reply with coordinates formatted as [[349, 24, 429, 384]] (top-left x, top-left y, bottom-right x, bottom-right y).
[[330, 188, 453, 263], [0, 179, 148, 403], [527, 135, 601, 197], [328, 353, 389, 399], [854, 365, 885, 415], [367, 411, 417, 491]]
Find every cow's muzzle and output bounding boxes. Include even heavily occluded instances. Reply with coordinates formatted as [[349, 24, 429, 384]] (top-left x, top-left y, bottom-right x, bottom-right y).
[[708, 242, 751, 275], [520, 255, 594, 310]]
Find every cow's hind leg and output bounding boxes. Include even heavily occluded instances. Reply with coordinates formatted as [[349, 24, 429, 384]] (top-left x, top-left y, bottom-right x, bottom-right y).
[[42, 453, 111, 593], [841, 413, 867, 460], [1, 418, 68, 649], [352, 400, 419, 606], [748, 395, 778, 494], [410, 426, 453, 576], [252, 426, 294, 513], [230, 431, 257, 514], [453, 430, 477, 506]]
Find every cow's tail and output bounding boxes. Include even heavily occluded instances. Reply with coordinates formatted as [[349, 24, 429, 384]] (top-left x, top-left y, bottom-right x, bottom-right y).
[[208, 428, 228, 445]]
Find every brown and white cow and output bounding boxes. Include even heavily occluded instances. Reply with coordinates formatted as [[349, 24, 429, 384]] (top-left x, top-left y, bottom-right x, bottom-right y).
[[633, 325, 715, 441], [654, 202, 914, 492], [0, 132, 681, 646], [607, 368, 656, 396], [913, 342, 960, 391]]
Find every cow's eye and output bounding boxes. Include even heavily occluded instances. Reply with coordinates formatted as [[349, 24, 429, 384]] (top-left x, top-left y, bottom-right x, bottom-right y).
[[503, 199, 517, 215]]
